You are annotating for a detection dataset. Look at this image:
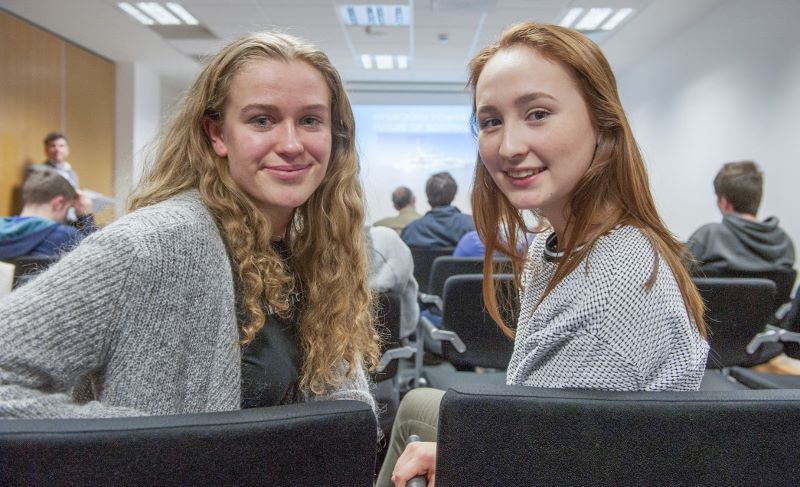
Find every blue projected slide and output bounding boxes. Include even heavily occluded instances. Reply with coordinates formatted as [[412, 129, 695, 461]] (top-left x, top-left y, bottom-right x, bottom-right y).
[[353, 105, 477, 224]]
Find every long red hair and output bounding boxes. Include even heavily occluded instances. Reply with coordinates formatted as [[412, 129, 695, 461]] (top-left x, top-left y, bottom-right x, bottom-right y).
[[469, 22, 706, 338]]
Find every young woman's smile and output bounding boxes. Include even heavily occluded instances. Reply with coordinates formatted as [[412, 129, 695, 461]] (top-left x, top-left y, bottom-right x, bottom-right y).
[[206, 58, 332, 235], [475, 45, 598, 235]]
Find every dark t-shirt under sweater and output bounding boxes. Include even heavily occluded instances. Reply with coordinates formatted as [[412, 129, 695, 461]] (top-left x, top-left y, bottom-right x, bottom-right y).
[[240, 241, 304, 408]]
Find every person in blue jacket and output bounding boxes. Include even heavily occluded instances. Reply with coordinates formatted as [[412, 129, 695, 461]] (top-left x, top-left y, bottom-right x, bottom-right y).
[[0, 168, 96, 260]]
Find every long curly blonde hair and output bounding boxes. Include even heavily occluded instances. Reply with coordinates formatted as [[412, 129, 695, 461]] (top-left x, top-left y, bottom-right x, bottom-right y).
[[130, 32, 380, 394], [469, 22, 706, 339]]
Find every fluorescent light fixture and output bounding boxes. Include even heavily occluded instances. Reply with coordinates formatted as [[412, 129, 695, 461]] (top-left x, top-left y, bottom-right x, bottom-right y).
[[118, 2, 155, 25], [166, 2, 199, 25], [558, 8, 584, 28], [137, 2, 181, 25], [575, 8, 613, 31], [361, 54, 374, 69], [396, 54, 408, 69], [361, 54, 409, 69], [375, 54, 394, 69], [340, 5, 411, 26], [601, 8, 633, 30]]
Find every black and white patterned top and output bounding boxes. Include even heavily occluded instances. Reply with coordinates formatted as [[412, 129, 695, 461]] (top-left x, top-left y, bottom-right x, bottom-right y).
[[507, 225, 708, 391]]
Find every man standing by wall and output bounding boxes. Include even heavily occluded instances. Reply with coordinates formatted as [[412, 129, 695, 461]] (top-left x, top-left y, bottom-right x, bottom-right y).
[[36, 132, 80, 190]]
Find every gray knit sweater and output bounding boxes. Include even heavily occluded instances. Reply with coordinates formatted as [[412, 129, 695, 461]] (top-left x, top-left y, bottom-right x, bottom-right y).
[[0, 191, 375, 418], [507, 226, 709, 391]]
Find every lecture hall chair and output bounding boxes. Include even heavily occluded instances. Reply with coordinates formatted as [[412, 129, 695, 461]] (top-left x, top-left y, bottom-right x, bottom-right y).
[[434, 384, 800, 486], [0, 400, 377, 486]]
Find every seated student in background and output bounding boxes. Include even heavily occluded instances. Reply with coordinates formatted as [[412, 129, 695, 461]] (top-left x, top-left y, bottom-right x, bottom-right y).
[[366, 226, 420, 341], [374, 186, 422, 234], [687, 161, 795, 273], [453, 228, 534, 257], [0, 168, 96, 260], [400, 172, 474, 248], [0, 32, 378, 418], [381, 22, 709, 487], [452, 229, 484, 257]]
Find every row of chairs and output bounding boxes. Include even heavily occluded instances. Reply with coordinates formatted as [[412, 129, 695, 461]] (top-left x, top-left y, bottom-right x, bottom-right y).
[[4, 385, 800, 485], [401, 256, 800, 485], [2, 250, 798, 483], [409, 253, 800, 394]]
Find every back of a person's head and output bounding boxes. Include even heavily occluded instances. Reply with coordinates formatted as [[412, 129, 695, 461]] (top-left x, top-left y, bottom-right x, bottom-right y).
[[713, 160, 763, 215], [426, 172, 457, 207], [392, 186, 413, 210], [22, 168, 76, 206]]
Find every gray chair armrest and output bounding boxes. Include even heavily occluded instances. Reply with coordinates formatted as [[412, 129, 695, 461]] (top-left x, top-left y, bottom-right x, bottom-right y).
[[746, 328, 800, 354], [420, 315, 466, 353], [418, 292, 443, 312], [377, 345, 416, 373]]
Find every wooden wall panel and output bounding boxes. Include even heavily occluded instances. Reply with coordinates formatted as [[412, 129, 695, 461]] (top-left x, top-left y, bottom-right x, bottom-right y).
[[0, 11, 63, 215], [64, 43, 115, 221], [0, 10, 115, 221]]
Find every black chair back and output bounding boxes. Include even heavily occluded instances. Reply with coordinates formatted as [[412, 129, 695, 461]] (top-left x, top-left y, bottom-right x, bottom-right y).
[[408, 247, 455, 294], [3, 255, 59, 288], [693, 277, 776, 368], [436, 384, 800, 487], [695, 268, 797, 311], [782, 286, 800, 333], [0, 401, 377, 486], [427, 256, 511, 298], [440, 274, 516, 369]]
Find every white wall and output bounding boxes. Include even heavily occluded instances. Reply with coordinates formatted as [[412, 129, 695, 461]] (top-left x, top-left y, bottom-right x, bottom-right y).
[[619, 0, 800, 244], [114, 62, 161, 216]]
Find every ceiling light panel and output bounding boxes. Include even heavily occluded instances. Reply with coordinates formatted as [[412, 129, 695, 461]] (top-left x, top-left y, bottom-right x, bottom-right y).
[[375, 54, 394, 69], [118, 2, 155, 25], [361, 54, 374, 69], [560, 7, 634, 32], [575, 8, 613, 31], [165, 2, 199, 25], [118, 2, 201, 27], [601, 8, 633, 30], [340, 5, 411, 26], [137, 2, 181, 25], [396, 54, 408, 69], [558, 7, 584, 28], [360, 54, 409, 70]]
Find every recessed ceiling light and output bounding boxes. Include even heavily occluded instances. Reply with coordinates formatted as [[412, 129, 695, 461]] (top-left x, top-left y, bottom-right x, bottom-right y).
[[165, 2, 199, 25], [558, 8, 584, 28], [340, 5, 411, 26], [396, 55, 408, 69], [601, 8, 633, 30], [118, 2, 200, 26], [575, 8, 613, 31], [137, 2, 180, 25], [361, 54, 374, 69], [375, 54, 394, 69], [118, 2, 155, 25], [360, 54, 409, 70]]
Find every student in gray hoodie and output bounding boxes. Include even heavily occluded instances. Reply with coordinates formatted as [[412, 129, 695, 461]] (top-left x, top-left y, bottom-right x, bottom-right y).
[[687, 161, 795, 272]]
